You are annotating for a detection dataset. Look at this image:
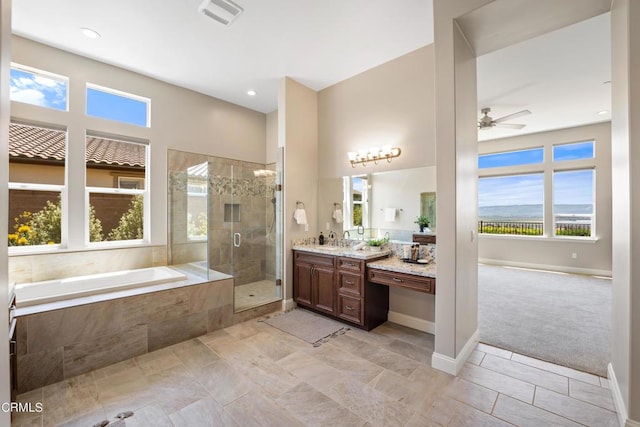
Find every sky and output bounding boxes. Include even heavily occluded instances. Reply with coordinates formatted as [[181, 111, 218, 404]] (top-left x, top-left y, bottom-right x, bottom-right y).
[[10, 67, 148, 127], [479, 143, 595, 207]]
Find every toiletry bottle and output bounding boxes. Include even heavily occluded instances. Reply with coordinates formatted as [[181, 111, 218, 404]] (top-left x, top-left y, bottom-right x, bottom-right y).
[[318, 232, 325, 245]]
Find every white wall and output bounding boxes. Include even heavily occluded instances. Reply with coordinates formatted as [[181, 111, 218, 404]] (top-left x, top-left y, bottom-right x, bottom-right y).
[[0, 0, 11, 420], [610, 0, 640, 423], [478, 122, 612, 275]]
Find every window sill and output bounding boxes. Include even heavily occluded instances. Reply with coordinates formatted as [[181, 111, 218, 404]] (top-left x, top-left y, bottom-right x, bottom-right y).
[[478, 234, 599, 243], [9, 240, 154, 257]]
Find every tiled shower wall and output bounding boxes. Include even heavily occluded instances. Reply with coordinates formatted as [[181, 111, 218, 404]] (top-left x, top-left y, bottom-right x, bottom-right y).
[[168, 150, 276, 286]]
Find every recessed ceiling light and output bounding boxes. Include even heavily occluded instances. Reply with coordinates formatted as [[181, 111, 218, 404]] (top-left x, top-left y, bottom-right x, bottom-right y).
[[81, 27, 101, 39], [597, 110, 609, 115], [247, 90, 257, 96]]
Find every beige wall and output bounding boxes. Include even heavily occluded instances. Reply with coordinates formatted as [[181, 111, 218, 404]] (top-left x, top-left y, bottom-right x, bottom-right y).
[[0, 0, 11, 420], [9, 36, 267, 279], [266, 111, 278, 165], [281, 78, 318, 304], [478, 122, 612, 275], [318, 45, 436, 179], [316, 45, 438, 323], [611, 0, 640, 422], [11, 36, 267, 248], [433, 0, 491, 372]]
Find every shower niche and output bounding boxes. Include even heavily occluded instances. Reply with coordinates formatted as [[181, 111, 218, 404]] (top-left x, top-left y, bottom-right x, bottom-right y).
[[168, 149, 283, 312]]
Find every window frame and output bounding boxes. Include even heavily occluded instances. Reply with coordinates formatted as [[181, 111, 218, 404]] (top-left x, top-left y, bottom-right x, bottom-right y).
[[86, 83, 151, 128], [9, 63, 69, 112], [478, 139, 597, 240]]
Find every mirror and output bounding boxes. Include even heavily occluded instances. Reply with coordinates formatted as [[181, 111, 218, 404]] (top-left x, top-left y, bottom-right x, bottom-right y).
[[318, 166, 436, 241]]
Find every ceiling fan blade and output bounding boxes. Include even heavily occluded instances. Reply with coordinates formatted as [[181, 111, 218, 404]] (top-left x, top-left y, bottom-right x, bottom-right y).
[[495, 122, 526, 129], [493, 109, 531, 123]]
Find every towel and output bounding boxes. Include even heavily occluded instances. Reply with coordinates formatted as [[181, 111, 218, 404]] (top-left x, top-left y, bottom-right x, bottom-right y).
[[294, 208, 308, 225], [383, 208, 397, 222], [332, 208, 343, 223]]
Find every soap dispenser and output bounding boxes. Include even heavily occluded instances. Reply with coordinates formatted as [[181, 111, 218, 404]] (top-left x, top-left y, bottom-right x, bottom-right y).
[[318, 232, 325, 245]]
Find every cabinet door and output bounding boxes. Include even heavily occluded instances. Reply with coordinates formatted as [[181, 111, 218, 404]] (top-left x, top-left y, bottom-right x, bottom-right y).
[[314, 266, 336, 315], [293, 263, 313, 307]]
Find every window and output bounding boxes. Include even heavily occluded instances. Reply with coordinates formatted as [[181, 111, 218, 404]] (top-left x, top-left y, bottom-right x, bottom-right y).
[[478, 139, 597, 238], [10, 64, 68, 111], [8, 123, 66, 248], [86, 135, 148, 243], [553, 169, 594, 237], [478, 147, 543, 169], [86, 84, 150, 127], [478, 174, 544, 235], [553, 141, 594, 161], [351, 176, 368, 227]]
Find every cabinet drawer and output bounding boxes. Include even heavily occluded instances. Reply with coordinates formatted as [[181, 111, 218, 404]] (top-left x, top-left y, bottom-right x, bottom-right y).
[[337, 257, 364, 273], [294, 251, 335, 268], [412, 234, 436, 244], [367, 269, 435, 294], [338, 272, 362, 296], [337, 294, 363, 325]]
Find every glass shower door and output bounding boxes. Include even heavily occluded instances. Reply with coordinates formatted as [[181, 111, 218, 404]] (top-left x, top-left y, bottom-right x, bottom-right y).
[[229, 163, 281, 312]]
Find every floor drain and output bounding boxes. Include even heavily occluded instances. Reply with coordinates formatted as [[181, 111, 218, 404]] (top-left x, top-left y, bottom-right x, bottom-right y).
[[249, 294, 255, 297]]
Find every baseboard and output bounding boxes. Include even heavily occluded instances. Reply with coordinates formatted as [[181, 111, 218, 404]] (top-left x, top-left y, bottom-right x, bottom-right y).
[[479, 258, 612, 277], [387, 311, 435, 334], [608, 363, 634, 427], [432, 329, 479, 375], [282, 298, 296, 311]]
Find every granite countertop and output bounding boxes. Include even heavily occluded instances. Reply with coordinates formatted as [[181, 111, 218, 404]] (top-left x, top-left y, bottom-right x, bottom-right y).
[[292, 245, 392, 260], [367, 256, 436, 278]]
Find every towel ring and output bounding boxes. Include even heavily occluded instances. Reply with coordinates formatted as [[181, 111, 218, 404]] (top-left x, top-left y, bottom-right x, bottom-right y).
[[296, 201, 305, 208], [333, 203, 342, 209]]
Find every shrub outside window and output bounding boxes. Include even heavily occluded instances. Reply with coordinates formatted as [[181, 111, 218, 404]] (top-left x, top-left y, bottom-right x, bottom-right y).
[[7, 123, 66, 248], [85, 135, 148, 243]]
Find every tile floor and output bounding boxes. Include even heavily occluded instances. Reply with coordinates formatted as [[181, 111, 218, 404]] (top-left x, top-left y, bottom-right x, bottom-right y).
[[13, 314, 618, 427]]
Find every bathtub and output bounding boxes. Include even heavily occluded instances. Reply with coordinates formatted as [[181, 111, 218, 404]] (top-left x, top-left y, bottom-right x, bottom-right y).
[[15, 266, 187, 308]]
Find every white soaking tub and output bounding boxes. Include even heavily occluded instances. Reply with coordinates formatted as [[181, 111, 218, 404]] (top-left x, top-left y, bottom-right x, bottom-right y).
[[15, 266, 187, 308]]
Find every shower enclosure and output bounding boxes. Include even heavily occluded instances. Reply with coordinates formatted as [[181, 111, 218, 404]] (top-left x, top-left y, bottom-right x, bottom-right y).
[[168, 149, 283, 312]]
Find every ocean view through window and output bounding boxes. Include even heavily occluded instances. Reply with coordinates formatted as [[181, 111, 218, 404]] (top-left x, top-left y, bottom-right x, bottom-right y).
[[478, 141, 595, 238]]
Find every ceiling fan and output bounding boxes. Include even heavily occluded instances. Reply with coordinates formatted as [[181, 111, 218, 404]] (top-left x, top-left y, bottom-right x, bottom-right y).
[[478, 107, 531, 130]]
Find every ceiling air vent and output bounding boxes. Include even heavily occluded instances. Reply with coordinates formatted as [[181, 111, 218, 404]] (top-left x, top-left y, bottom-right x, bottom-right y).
[[198, 0, 244, 26]]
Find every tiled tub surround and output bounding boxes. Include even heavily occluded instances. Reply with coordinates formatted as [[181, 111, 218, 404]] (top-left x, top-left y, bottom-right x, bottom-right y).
[[15, 273, 281, 393]]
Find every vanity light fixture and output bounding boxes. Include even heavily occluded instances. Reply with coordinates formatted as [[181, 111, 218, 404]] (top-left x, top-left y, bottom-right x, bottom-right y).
[[347, 146, 401, 168]]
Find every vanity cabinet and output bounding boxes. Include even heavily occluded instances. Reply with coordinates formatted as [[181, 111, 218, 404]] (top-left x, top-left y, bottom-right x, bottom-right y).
[[293, 250, 388, 330], [368, 269, 435, 294], [412, 234, 436, 244], [293, 251, 337, 315]]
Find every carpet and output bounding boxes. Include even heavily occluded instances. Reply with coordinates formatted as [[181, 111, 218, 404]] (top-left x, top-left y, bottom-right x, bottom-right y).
[[262, 308, 348, 345], [478, 264, 611, 376]]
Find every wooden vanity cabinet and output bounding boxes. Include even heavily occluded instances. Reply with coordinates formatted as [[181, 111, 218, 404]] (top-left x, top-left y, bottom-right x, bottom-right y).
[[293, 251, 337, 315], [293, 250, 388, 330], [412, 234, 436, 244]]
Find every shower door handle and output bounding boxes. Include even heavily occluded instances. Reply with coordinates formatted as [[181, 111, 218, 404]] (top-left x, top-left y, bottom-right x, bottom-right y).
[[233, 233, 241, 247]]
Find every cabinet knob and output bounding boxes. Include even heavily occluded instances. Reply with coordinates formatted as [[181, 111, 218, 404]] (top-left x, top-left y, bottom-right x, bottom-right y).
[[392, 277, 404, 283], [345, 280, 354, 285], [346, 306, 354, 311]]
